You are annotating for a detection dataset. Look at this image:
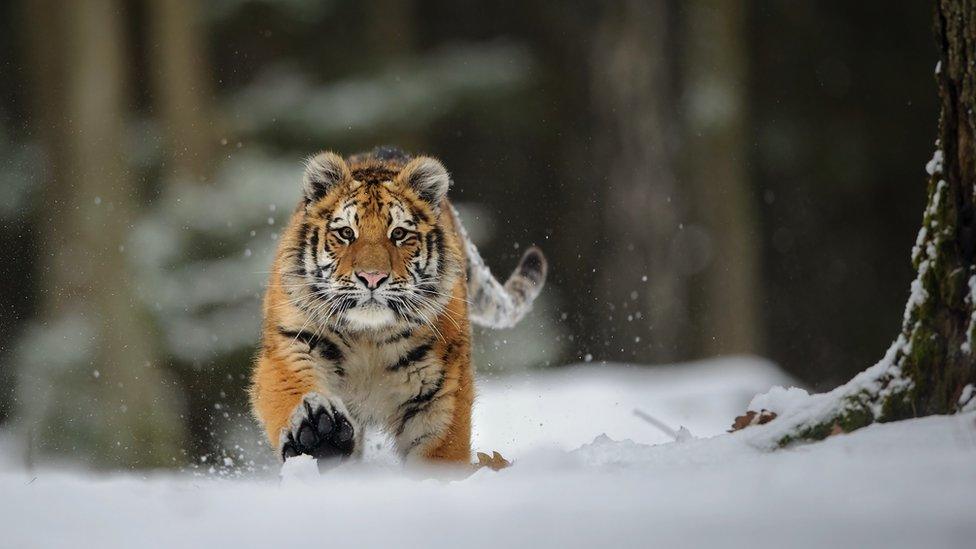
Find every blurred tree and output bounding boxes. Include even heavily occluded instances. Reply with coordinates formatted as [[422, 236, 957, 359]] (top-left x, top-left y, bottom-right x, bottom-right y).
[[365, 0, 415, 58], [0, 1, 42, 426], [681, 1, 762, 357], [147, 0, 215, 182], [590, 0, 690, 363], [19, 0, 185, 468]]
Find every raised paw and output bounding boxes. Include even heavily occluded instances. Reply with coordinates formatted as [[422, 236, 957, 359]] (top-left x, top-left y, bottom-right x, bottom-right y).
[[279, 393, 357, 465]]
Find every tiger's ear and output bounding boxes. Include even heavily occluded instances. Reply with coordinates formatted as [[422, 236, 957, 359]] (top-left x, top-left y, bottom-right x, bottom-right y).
[[399, 156, 451, 208], [303, 151, 350, 203]]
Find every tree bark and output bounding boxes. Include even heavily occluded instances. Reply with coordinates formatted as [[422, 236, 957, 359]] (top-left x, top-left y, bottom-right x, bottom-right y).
[[896, 0, 976, 417], [751, 0, 976, 445]]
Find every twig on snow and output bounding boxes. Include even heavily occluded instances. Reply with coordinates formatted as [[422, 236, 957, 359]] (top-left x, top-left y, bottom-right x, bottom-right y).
[[633, 408, 694, 442]]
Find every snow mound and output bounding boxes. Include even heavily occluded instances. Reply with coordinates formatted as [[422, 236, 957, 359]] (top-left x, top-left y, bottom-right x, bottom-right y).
[[747, 385, 812, 414], [279, 454, 318, 485]]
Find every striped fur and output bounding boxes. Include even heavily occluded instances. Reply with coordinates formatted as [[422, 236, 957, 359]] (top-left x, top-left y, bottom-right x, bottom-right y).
[[250, 147, 546, 465]]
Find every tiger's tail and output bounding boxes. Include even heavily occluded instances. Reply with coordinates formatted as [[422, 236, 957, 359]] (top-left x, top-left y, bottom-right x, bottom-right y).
[[451, 205, 548, 329]]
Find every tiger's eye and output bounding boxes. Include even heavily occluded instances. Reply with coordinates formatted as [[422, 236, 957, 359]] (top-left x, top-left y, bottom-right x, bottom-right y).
[[339, 227, 355, 241], [390, 227, 406, 241]]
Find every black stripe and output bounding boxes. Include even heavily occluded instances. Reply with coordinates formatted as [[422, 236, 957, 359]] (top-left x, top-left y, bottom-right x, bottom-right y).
[[279, 327, 317, 347], [297, 222, 310, 272], [518, 249, 544, 282], [388, 342, 431, 371], [319, 337, 344, 362], [397, 408, 420, 436], [424, 232, 435, 269], [384, 328, 414, 344], [278, 327, 344, 363], [309, 226, 319, 267], [433, 227, 446, 278], [411, 373, 444, 407], [396, 373, 446, 435]]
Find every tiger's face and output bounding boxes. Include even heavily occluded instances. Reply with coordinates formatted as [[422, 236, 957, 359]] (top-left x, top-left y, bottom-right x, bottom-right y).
[[287, 152, 458, 331]]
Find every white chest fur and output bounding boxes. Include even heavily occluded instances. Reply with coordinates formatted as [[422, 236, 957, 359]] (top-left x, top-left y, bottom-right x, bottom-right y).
[[330, 335, 442, 431]]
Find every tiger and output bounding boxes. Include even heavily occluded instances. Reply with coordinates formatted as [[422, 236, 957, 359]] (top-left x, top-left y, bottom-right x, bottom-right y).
[[250, 146, 547, 466]]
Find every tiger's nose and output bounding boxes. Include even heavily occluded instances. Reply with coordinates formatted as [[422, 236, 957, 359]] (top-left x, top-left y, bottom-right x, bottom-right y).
[[356, 271, 389, 289]]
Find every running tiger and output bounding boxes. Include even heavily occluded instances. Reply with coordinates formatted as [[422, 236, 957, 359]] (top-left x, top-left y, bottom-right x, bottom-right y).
[[250, 146, 547, 466]]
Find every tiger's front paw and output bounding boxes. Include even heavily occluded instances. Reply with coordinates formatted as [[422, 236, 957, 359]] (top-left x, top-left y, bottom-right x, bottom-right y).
[[279, 393, 357, 465]]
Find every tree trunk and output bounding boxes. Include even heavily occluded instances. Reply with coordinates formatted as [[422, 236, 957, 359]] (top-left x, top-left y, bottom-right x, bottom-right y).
[[681, 1, 762, 357], [590, 0, 691, 363], [749, 0, 976, 445], [19, 0, 185, 469], [147, 0, 215, 183], [896, 0, 976, 417], [365, 0, 414, 58]]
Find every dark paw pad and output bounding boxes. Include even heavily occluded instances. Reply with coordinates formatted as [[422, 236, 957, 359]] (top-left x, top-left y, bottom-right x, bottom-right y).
[[281, 399, 355, 465]]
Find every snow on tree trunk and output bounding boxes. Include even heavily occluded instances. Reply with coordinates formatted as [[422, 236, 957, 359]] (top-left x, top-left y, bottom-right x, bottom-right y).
[[741, 0, 976, 447]]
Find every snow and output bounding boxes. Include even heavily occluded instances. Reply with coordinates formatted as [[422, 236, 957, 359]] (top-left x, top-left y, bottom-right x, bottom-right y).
[[960, 384, 976, 412], [473, 357, 791, 452], [925, 149, 943, 176], [279, 454, 319, 485], [1, 358, 974, 549], [747, 384, 811, 413], [741, 339, 914, 449], [963, 274, 976, 354]]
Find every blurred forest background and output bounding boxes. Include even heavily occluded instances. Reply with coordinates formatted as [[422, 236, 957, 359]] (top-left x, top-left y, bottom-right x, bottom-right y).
[[0, 0, 937, 469]]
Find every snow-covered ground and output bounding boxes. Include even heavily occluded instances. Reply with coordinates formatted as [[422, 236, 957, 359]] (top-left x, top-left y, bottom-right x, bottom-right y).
[[1, 358, 974, 549]]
